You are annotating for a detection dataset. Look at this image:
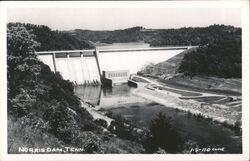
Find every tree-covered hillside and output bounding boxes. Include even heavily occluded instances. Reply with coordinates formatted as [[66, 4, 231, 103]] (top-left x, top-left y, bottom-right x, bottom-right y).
[[146, 25, 241, 46], [178, 38, 241, 78], [66, 26, 143, 44], [8, 23, 94, 51], [67, 25, 241, 47], [7, 23, 94, 153]]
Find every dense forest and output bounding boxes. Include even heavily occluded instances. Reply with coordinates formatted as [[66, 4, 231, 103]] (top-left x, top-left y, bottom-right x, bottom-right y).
[[178, 37, 241, 78], [8, 23, 94, 51], [146, 25, 241, 47], [7, 23, 184, 154], [65, 26, 143, 44]]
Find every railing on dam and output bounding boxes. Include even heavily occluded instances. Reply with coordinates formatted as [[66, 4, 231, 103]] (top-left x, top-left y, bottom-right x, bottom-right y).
[[98, 46, 191, 53], [35, 46, 195, 85], [35, 46, 193, 56]]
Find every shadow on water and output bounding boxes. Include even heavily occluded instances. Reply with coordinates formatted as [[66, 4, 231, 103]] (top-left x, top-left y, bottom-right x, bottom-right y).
[[74, 85, 102, 105], [74, 83, 136, 106], [110, 103, 242, 153]]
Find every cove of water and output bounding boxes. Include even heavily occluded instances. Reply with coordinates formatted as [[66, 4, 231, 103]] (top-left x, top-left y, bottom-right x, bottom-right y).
[[74, 84, 242, 154], [95, 42, 150, 50]]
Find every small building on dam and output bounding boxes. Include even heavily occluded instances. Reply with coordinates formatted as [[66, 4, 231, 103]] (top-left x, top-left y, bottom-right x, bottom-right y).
[[102, 70, 130, 87]]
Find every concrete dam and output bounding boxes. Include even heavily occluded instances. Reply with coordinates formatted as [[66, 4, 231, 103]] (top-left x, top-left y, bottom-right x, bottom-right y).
[[37, 49, 101, 85], [36, 46, 191, 85]]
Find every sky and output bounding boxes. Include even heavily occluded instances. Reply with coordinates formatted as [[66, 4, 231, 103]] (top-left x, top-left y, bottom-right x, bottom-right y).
[[7, 8, 241, 31]]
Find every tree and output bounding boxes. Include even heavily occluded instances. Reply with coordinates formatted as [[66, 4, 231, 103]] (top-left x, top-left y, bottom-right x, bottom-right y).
[[8, 22, 95, 51], [143, 112, 183, 153], [7, 24, 41, 116], [43, 100, 78, 144], [7, 24, 41, 94]]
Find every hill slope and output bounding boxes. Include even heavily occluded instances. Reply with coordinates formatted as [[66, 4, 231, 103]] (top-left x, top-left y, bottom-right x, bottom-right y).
[[138, 47, 198, 77], [8, 22, 94, 51], [178, 38, 241, 78], [66, 25, 241, 47]]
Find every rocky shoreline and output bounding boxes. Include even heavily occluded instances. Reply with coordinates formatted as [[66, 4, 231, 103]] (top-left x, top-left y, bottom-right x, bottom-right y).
[[130, 75, 242, 128]]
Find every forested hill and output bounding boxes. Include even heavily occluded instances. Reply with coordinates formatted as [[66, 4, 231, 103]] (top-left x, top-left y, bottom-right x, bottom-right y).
[[178, 37, 241, 78], [65, 26, 143, 44], [7, 23, 94, 51], [8, 23, 240, 50], [66, 25, 241, 46]]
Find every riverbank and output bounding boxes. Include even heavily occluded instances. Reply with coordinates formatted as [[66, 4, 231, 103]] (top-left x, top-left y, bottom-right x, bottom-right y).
[[159, 75, 242, 96], [131, 75, 242, 127], [108, 103, 242, 153], [80, 100, 113, 126]]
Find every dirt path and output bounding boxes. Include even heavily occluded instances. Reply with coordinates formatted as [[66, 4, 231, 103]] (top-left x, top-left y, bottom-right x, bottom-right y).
[[80, 101, 113, 126], [132, 75, 227, 98]]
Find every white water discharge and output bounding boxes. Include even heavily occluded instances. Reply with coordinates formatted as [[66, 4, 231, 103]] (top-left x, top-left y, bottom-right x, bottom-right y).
[[56, 56, 100, 84]]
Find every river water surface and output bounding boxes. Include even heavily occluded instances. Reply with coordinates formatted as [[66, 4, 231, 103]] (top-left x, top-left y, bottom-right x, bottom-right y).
[[75, 84, 242, 154]]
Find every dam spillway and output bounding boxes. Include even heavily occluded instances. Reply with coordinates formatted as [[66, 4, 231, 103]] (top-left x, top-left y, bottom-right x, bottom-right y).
[[36, 46, 193, 84], [37, 49, 101, 85]]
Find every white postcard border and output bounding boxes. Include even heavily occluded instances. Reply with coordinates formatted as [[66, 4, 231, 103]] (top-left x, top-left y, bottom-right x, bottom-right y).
[[0, 1, 249, 161]]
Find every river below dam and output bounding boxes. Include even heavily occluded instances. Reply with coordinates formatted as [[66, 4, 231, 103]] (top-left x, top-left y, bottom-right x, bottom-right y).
[[75, 84, 242, 154]]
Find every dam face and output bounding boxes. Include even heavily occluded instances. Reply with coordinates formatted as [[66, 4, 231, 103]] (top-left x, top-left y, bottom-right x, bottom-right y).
[[36, 47, 190, 84], [56, 56, 100, 84], [37, 50, 101, 85]]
